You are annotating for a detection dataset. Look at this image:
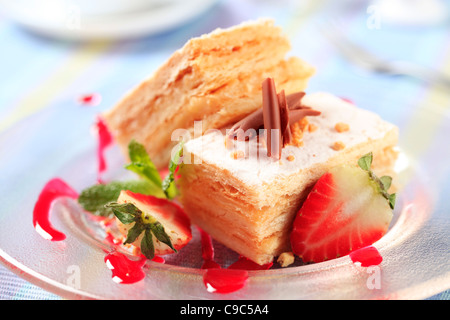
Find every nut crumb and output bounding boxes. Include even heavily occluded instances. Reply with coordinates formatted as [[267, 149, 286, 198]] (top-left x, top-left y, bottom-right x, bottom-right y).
[[277, 252, 295, 267], [308, 123, 318, 132], [230, 150, 245, 159], [331, 141, 346, 151], [335, 122, 350, 133], [287, 155, 295, 162]]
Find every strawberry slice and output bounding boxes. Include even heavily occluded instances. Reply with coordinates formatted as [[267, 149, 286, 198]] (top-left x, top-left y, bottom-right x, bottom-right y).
[[290, 153, 395, 263], [108, 190, 192, 258]]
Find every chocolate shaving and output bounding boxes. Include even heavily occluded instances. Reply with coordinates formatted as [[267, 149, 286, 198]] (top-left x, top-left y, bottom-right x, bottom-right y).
[[278, 90, 291, 147], [227, 78, 321, 159], [286, 91, 305, 110], [262, 78, 282, 159]]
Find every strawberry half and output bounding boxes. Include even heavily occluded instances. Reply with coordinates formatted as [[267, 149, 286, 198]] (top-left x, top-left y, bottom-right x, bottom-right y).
[[107, 190, 192, 259], [290, 153, 395, 263]]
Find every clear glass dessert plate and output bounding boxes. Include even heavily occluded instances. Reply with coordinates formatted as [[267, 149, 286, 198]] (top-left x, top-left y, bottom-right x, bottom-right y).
[[0, 97, 449, 300]]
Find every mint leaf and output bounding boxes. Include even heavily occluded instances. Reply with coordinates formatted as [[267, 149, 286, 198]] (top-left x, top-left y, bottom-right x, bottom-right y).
[[140, 229, 155, 260], [125, 140, 162, 188], [388, 193, 396, 210], [379, 176, 392, 191], [78, 180, 163, 217], [358, 152, 373, 171], [162, 142, 184, 199]]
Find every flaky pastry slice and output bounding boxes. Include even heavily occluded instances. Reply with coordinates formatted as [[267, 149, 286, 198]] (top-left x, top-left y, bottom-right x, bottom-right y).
[[178, 93, 398, 265]]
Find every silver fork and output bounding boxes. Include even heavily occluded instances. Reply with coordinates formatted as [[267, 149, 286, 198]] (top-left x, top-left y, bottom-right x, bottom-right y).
[[319, 22, 450, 89]]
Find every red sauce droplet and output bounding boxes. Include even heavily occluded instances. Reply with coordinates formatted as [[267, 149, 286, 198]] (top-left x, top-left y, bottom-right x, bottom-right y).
[[104, 251, 146, 284], [349, 245, 383, 267], [203, 268, 248, 294], [32, 178, 79, 241], [95, 116, 113, 184], [198, 229, 273, 294], [78, 93, 101, 106], [228, 256, 273, 270], [340, 97, 354, 104]]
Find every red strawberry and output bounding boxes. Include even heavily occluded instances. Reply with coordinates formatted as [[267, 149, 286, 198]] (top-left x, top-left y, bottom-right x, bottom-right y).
[[290, 153, 395, 263], [113, 190, 192, 257]]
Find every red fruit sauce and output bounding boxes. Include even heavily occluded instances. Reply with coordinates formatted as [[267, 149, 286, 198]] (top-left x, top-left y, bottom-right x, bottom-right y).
[[198, 227, 272, 294], [32, 178, 79, 241], [349, 245, 383, 267], [340, 97, 354, 104], [198, 227, 221, 269], [203, 268, 249, 294], [104, 251, 147, 284], [95, 116, 113, 184], [78, 93, 101, 106]]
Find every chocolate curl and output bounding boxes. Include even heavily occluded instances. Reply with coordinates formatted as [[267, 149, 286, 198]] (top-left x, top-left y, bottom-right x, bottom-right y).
[[227, 108, 261, 142], [286, 91, 306, 110], [262, 78, 282, 160], [278, 90, 292, 147], [289, 108, 322, 123]]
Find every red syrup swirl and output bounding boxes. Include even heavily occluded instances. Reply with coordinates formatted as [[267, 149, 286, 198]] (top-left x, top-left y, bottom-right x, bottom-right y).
[[349, 245, 383, 267], [95, 116, 113, 184], [198, 227, 272, 294], [32, 178, 79, 241]]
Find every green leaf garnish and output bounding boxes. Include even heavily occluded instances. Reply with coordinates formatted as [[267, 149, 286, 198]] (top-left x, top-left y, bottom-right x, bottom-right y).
[[79, 140, 183, 217], [162, 141, 184, 199], [357, 152, 396, 210], [104, 201, 176, 260], [358, 152, 373, 171], [124, 139, 163, 189], [78, 180, 164, 217], [388, 193, 396, 210], [379, 176, 392, 191]]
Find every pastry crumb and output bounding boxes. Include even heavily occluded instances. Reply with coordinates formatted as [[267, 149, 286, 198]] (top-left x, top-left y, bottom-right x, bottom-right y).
[[331, 141, 346, 151], [287, 155, 295, 162], [335, 122, 350, 133], [277, 252, 295, 267]]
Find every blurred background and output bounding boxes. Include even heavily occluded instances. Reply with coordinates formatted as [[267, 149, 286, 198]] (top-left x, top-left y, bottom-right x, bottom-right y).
[[0, 0, 449, 299]]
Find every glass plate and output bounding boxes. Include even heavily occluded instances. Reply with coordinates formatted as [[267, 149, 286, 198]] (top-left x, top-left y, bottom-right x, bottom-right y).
[[0, 96, 449, 300]]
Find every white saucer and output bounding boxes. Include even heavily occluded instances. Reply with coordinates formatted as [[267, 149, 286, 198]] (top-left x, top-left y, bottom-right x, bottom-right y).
[[0, 0, 217, 41]]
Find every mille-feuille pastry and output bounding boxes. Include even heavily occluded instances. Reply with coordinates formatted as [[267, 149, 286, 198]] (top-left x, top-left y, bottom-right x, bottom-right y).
[[178, 78, 398, 265], [103, 19, 314, 169]]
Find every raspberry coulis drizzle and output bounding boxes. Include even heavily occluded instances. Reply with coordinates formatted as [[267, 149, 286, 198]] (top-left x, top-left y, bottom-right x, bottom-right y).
[[198, 227, 272, 294], [32, 178, 79, 241], [95, 116, 113, 184]]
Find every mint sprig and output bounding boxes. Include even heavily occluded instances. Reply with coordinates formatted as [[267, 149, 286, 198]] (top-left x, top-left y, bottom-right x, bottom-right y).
[[124, 140, 163, 189], [105, 202, 176, 259], [78, 139, 183, 217], [358, 152, 396, 209]]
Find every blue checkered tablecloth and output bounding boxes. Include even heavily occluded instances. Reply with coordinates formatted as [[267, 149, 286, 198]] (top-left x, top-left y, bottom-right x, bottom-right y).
[[0, 0, 449, 300]]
